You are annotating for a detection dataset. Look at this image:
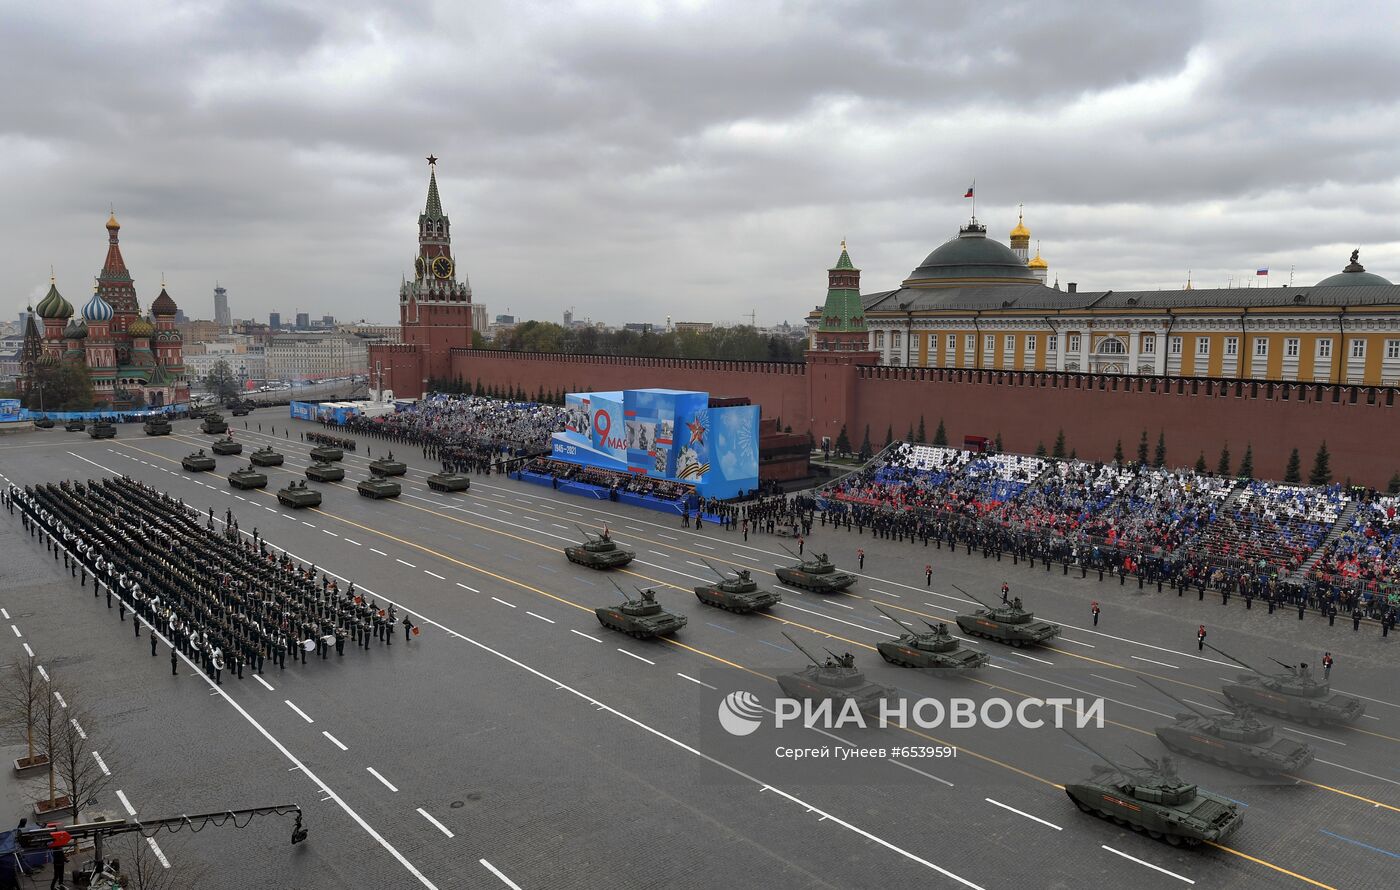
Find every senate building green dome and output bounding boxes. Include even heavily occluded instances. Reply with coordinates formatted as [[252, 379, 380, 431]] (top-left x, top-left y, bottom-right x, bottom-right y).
[[904, 220, 1039, 288], [1316, 249, 1391, 288]]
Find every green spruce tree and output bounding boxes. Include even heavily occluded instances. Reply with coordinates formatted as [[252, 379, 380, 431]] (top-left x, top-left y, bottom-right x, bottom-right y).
[[1154, 431, 1167, 468], [1114, 439, 1124, 463], [1052, 429, 1067, 458], [884, 424, 893, 448], [1284, 448, 1302, 483], [834, 425, 850, 455], [860, 425, 873, 461], [1388, 472, 1400, 494], [917, 415, 927, 444], [1309, 441, 1332, 486], [1238, 444, 1254, 479], [1137, 430, 1149, 464], [1194, 452, 1208, 474], [1216, 442, 1231, 476], [933, 418, 948, 446], [1034, 441, 1047, 457], [994, 432, 1003, 452]]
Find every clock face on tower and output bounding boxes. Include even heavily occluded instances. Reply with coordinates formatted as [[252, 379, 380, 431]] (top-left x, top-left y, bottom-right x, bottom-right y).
[[432, 256, 454, 280], [414, 257, 425, 279]]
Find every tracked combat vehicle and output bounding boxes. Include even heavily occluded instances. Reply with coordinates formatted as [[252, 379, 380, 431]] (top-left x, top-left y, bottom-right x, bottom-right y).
[[776, 631, 893, 715], [181, 450, 216, 472], [200, 414, 228, 434], [309, 445, 343, 462], [1063, 729, 1243, 846], [426, 471, 472, 492], [33, 416, 55, 429], [368, 452, 407, 477], [873, 604, 989, 671], [564, 525, 635, 569], [231, 404, 250, 416], [1206, 644, 1364, 726], [774, 545, 856, 592], [211, 436, 242, 455], [1138, 676, 1313, 776], [953, 585, 1060, 647], [306, 461, 345, 483], [595, 580, 688, 638], [250, 446, 284, 467], [88, 422, 116, 439], [277, 480, 322, 509], [64, 419, 85, 432], [357, 476, 401, 499], [693, 560, 781, 613], [228, 466, 268, 490], [143, 417, 172, 436]]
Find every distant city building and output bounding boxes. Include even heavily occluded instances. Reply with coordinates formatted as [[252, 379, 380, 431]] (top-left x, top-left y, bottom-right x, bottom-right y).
[[563, 308, 573, 327], [336, 322, 401, 342], [295, 312, 310, 330], [268, 312, 281, 330], [174, 308, 188, 324], [265, 331, 368, 381], [321, 315, 335, 327], [176, 319, 224, 344], [623, 322, 654, 334], [672, 321, 714, 334], [494, 314, 515, 325], [213, 285, 230, 328], [470, 303, 488, 335]]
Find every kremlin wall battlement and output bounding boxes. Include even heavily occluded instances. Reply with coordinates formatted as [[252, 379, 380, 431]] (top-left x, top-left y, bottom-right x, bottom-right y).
[[446, 346, 1400, 486]]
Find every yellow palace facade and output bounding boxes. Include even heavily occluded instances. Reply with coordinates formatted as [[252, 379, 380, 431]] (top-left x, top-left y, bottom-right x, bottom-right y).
[[817, 217, 1400, 386]]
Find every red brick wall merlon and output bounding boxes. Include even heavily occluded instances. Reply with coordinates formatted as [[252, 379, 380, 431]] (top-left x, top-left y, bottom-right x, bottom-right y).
[[853, 367, 1400, 487]]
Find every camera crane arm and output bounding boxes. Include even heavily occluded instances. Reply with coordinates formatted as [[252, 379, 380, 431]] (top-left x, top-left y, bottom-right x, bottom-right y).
[[18, 804, 306, 864]]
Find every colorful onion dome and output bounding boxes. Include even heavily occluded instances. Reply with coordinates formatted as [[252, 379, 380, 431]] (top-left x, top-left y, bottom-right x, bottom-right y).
[[35, 279, 73, 319], [150, 287, 178, 317], [83, 289, 114, 322], [128, 315, 154, 337]]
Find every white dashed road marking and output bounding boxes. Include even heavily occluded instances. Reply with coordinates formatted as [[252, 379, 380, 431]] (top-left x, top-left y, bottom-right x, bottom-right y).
[[417, 808, 454, 838], [367, 767, 398, 792], [286, 701, 315, 724]]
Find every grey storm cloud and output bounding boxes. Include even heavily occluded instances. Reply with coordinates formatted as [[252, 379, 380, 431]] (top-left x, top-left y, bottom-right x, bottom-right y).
[[1, 0, 1398, 327]]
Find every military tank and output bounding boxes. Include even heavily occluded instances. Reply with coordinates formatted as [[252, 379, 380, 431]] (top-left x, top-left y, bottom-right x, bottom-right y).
[[693, 559, 781, 613], [426, 471, 472, 492], [228, 466, 268, 490], [953, 585, 1061, 647], [33, 416, 55, 429], [277, 479, 323, 509], [181, 450, 216, 472], [1063, 729, 1243, 846], [231, 404, 251, 416], [309, 445, 343, 462], [64, 419, 85, 432], [1138, 676, 1314, 776], [358, 476, 401, 499], [1205, 644, 1365, 726], [306, 461, 345, 483], [250, 445, 285, 467], [773, 545, 856, 592], [595, 580, 688, 638], [211, 435, 242, 455], [88, 422, 116, 439], [368, 452, 407, 477], [143, 417, 172, 436], [564, 525, 635, 569], [873, 604, 989, 671], [200, 414, 228, 434], [776, 631, 893, 716]]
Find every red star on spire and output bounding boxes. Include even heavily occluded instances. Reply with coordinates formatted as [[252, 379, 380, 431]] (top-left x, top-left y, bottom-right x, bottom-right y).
[[426, 155, 438, 166]]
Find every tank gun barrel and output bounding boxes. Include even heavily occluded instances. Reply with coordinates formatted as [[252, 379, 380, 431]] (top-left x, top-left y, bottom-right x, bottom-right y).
[[609, 578, 634, 602], [1136, 674, 1211, 718], [781, 631, 824, 667], [778, 542, 801, 561], [1061, 726, 1131, 777], [574, 523, 598, 540], [872, 603, 912, 630], [1268, 657, 1297, 671], [700, 557, 729, 580], [952, 583, 993, 610], [1203, 643, 1264, 675]]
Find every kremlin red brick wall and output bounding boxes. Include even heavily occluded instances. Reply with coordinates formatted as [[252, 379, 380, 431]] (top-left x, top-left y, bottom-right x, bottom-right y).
[[449, 349, 1400, 488]]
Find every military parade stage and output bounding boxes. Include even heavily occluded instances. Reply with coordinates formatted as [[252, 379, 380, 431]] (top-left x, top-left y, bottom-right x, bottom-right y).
[[1, 407, 1399, 890]]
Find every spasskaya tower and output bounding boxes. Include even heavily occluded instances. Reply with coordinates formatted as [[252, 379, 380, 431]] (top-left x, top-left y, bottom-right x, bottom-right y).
[[371, 155, 475, 398]]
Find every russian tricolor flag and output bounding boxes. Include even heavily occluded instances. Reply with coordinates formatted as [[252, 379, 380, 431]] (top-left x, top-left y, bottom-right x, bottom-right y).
[[964, 185, 975, 198], [1256, 268, 1269, 276]]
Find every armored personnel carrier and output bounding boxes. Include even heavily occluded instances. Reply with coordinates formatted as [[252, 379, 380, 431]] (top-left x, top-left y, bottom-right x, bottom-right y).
[[250, 446, 284, 467], [368, 452, 407, 477], [181, 450, 216, 472], [953, 585, 1060, 647], [357, 476, 401, 499], [64, 419, 85, 432], [228, 466, 268, 490], [776, 631, 893, 716], [230, 404, 251, 416], [426, 471, 472, 492], [306, 461, 345, 483], [211, 436, 242, 455], [693, 559, 781, 613], [595, 580, 688, 638], [33, 416, 55, 429], [564, 525, 635, 569], [1063, 729, 1243, 846], [277, 479, 322, 509], [88, 422, 116, 439], [143, 417, 172, 436], [773, 545, 856, 592], [200, 414, 228, 434], [1206, 644, 1365, 726], [873, 604, 989, 671], [309, 445, 343, 462], [1138, 676, 1313, 776]]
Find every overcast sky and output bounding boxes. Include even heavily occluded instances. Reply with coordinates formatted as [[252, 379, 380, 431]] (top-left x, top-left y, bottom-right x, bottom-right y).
[[3, 0, 1398, 327]]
